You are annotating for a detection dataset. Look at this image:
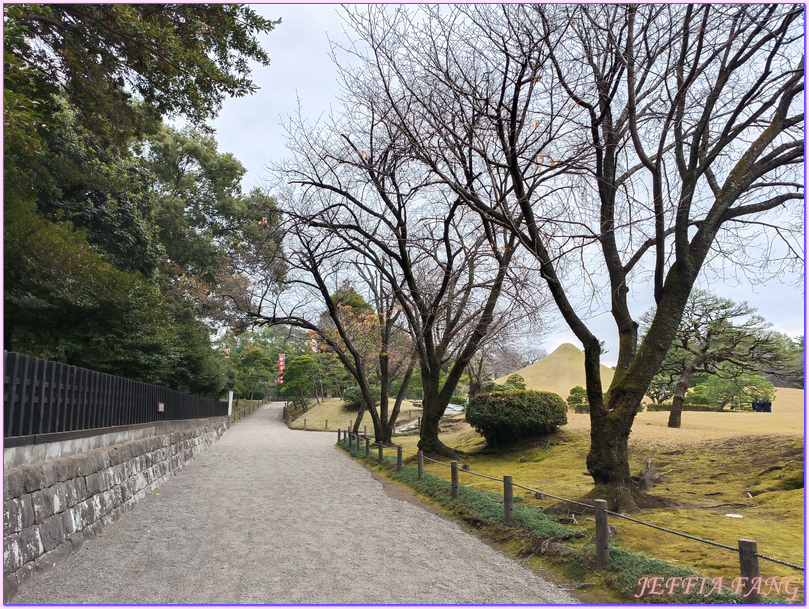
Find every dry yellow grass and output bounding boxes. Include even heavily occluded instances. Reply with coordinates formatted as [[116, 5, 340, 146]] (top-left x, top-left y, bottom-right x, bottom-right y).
[[497, 343, 615, 399], [566, 387, 804, 448], [288, 397, 423, 432]]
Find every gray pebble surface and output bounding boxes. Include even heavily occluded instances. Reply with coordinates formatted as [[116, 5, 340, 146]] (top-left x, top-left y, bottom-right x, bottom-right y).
[[12, 402, 578, 605]]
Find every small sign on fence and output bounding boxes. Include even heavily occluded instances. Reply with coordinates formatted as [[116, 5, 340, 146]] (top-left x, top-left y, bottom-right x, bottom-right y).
[[157, 402, 165, 413]]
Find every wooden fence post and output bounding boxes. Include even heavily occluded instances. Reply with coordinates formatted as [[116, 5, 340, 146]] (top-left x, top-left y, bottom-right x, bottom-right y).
[[304, 419, 307, 430], [417, 451, 424, 479], [348, 431, 353, 447], [365, 436, 370, 457], [594, 499, 610, 570], [397, 445, 403, 471], [378, 443, 384, 463], [337, 429, 342, 442], [364, 425, 367, 436], [503, 475, 513, 523], [738, 539, 761, 604], [325, 419, 328, 431], [451, 461, 459, 499]]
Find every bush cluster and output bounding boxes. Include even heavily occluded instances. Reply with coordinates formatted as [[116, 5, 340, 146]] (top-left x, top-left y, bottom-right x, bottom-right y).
[[466, 390, 567, 448], [342, 385, 380, 411]]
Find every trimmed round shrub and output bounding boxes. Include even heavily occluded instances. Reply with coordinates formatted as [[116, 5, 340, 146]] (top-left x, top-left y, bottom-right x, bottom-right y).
[[251, 391, 265, 401], [466, 390, 567, 448]]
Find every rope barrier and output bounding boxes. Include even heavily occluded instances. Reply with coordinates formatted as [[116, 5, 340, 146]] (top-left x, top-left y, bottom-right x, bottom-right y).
[[605, 510, 740, 552], [338, 432, 803, 572], [512, 482, 595, 509], [753, 554, 804, 571]]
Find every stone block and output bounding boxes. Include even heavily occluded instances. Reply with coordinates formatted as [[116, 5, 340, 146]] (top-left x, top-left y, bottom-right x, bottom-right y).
[[50, 482, 70, 514], [60, 508, 77, 536], [22, 465, 45, 494], [4, 533, 22, 572], [16, 562, 35, 588], [4, 499, 22, 534], [68, 532, 84, 553], [39, 514, 66, 552], [66, 476, 87, 506], [84, 472, 101, 496], [19, 494, 35, 529], [17, 526, 44, 565], [54, 456, 81, 482], [39, 461, 60, 488], [31, 488, 56, 522], [4, 573, 19, 603]]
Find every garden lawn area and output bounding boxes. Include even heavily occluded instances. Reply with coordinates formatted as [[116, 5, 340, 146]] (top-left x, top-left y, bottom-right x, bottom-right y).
[[288, 397, 423, 432], [390, 391, 805, 591]]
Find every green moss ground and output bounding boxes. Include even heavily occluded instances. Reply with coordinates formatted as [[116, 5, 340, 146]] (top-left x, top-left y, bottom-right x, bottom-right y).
[[374, 424, 804, 603]]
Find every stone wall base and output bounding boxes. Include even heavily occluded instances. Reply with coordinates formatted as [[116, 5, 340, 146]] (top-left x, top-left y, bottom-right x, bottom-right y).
[[3, 417, 229, 601]]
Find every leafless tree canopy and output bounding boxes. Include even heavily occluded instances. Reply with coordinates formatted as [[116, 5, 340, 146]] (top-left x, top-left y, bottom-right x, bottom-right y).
[[331, 4, 803, 498]]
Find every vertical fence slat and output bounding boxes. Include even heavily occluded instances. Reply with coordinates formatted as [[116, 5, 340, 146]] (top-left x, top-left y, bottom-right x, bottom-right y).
[[3, 352, 235, 439]]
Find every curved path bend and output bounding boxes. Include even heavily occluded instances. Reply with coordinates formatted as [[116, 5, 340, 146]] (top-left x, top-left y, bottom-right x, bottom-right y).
[[13, 402, 577, 605]]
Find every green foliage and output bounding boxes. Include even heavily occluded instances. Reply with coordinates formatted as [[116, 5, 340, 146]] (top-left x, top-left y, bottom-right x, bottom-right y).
[[646, 402, 715, 412], [692, 371, 775, 411], [279, 354, 317, 401], [483, 373, 527, 393], [4, 4, 279, 138], [466, 390, 568, 448], [4, 198, 176, 382], [340, 442, 569, 539], [566, 385, 589, 413], [342, 385, 380, 411]]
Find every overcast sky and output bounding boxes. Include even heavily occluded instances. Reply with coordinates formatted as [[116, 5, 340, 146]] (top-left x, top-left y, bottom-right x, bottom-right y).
[[209, 4, 805, 365]]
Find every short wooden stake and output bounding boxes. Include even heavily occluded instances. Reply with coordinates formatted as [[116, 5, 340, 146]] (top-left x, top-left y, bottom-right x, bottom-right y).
[[738, 539, 761, 604], [365, 436, 370, 457], [396, 445, 403, 471], [325, 420, 328, 431], [378, 443, 384, 463], [451, 461, 459, 500], [338, 429, 342, 442], [417, 451, 424, 479], [503, 475, 513, 523], [594, 499, 610, 570], [364, 425, 367, 436], [304, 419, 307, 430]]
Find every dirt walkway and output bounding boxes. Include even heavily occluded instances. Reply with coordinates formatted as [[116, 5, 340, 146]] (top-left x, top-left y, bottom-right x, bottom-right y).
[[12, 403, 577, 604]]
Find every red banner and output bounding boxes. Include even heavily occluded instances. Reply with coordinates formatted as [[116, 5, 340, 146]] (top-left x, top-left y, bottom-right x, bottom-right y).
[[278, 353, 285, 384]]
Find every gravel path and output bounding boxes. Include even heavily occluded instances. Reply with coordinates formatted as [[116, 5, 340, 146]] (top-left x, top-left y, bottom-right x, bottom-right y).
[[12, 402, 577, 604]]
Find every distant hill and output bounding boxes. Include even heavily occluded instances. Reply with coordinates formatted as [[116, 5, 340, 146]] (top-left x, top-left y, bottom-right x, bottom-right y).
[[495, 343, 615, 399]]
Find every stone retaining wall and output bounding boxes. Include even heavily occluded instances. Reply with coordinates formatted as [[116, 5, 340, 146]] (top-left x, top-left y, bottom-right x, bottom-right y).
[[3, 417, 229, 600]]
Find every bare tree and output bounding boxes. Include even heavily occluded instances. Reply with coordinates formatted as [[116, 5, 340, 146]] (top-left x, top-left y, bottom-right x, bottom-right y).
[[266, 91, 547, 455], [339, 4, 803, 508]]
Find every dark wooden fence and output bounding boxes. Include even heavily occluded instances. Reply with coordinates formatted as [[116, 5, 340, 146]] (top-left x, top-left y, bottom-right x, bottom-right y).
[[4, 351, 228, 439]]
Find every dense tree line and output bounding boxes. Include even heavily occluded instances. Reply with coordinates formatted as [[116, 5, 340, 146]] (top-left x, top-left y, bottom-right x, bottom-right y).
[[4, 4, 283, 398]]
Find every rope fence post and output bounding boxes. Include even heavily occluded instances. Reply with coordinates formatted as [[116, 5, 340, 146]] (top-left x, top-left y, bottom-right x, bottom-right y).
[[738, 539, 760, 604], [304, 419, 307, 431], [503, 475, 513, 523], [337, 429, 342, 443], [397, 445, 403, 471], [378, 443, 384, 463], [594, 499, 610, 570], [365, 436, 370, 457], [325, 419, 328, 431], [451, 461, 459, 499], [417, 451, 424, 479], [348, 431, 353, 447]]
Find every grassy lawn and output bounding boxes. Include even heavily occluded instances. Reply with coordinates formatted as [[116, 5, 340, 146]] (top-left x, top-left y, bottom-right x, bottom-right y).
[[384, 389, 805, 599], [287, 397, 423, 432]]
